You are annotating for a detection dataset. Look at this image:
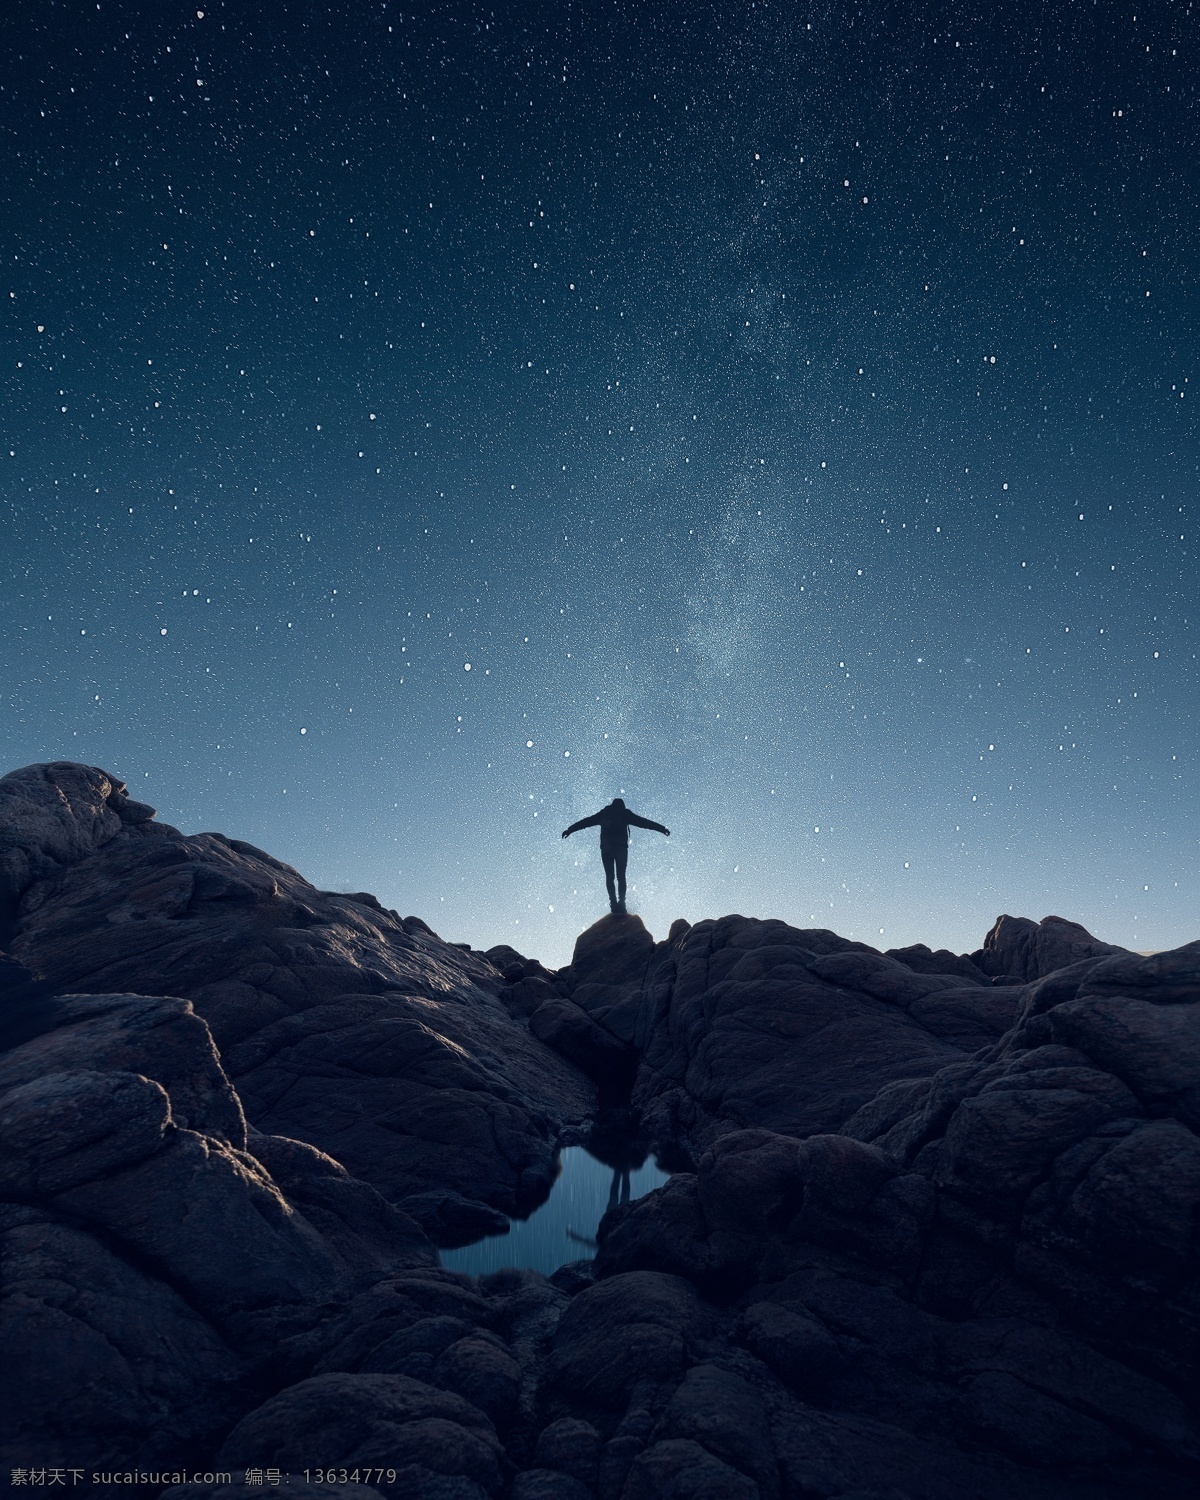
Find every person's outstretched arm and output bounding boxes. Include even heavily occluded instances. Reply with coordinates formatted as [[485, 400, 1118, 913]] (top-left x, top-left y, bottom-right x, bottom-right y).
[[562, 812, 602, 839], [627, 812, 670, 836]]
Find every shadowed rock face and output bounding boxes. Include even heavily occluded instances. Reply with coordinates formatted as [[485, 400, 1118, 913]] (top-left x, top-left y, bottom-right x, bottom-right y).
[[3, 761, 1198, 1500], [0, 991, 435, 1475], [975, 912, 1129, 981], [2, 762, 596, 1218], [560, 912, 1024, 1163]]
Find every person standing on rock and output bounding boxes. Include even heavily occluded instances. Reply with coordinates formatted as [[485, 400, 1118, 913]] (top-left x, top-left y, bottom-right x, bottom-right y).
[[561, 798, 669, 914]]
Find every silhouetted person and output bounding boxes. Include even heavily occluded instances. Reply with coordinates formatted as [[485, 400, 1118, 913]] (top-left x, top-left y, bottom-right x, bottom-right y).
[[561, 798, 669, 913]]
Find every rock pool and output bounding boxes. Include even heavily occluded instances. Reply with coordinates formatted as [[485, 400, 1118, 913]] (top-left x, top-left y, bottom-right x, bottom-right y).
[[440, 1144, 670, 1277]]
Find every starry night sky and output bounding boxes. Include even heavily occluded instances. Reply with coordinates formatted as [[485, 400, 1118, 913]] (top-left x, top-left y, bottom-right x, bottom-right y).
[[3, 1, 1196, 966]]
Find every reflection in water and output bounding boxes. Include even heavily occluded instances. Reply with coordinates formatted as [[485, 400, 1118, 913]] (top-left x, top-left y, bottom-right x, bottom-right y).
[[439, 1145, 670, 1278]]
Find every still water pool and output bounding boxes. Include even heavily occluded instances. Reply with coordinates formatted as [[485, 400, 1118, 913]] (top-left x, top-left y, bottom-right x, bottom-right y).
[[440, 1146, 670, 1278]]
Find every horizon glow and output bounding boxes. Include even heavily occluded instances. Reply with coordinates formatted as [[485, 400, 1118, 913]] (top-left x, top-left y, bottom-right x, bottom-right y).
[[2, 3, 1196, 969]]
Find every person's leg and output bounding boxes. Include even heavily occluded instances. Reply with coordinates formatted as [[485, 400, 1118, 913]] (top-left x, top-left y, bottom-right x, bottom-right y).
[[615, 846, 628, 907], [602, 848, 617, 908]]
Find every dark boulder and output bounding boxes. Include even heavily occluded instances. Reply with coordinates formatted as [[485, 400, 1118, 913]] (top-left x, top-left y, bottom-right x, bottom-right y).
[[0, 762, 140, 925], [622, 915, 986, 1161], [0, 990, 246, 1145], [398, 1190, 511, 1249], [0, 1199, 246, 1473], [545, 1271, 713, 1409], [532, 1416, 602, 1487], [529, 995, 637, 1090], [0, 993, 432, 1476], [887, 942, 989, 984], [215, 1373, 505, 1496], [737, 1299, 847, 1390], [649, 1363, 780, 1498], [3, 763, 596, 1218], [564, 912, 657, 1045], [621, 1437, 760, 1499], [432, 1334, 523, 1426], [978, 914, 1127, 982]]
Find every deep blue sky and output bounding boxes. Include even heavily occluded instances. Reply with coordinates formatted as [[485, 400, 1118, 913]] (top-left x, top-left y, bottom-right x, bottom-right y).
[[3, 1, 1196, 966]]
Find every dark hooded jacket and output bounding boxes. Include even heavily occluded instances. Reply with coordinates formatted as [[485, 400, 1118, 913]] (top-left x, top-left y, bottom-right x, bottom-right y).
[[563, 800, 669, 852]]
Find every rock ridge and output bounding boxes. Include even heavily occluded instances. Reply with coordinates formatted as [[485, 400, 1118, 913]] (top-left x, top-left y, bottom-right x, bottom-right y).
[[2, 761, 1197, 1500]]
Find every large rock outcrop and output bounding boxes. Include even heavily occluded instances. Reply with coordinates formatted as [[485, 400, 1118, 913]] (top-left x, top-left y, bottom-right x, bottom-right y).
[[0, 762, 156, 927], [556, 912, 1024, 1163], [974, 913, 1129, 982], [2, 761, 1197, 1500], [2, 762, 595, 1222], [0, 991, 434, 1474], [575, 936, 1200, 1499]]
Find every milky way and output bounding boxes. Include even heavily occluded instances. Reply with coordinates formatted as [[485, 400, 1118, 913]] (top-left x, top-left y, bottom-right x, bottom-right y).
[[2, 2, 1196, 964]]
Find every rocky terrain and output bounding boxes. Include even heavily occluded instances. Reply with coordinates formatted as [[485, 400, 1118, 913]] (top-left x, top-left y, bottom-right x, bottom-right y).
[[1, 760, 1197, 1499]]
